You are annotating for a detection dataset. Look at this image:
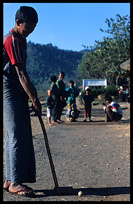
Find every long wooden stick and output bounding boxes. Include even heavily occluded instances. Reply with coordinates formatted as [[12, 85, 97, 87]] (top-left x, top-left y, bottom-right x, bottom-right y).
[[38, 115, 60, 194]]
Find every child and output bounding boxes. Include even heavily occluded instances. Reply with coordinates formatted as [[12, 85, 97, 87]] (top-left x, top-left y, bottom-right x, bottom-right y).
[[66, 103, 80, 122], [46, 90, 55, 126], [82, 87, 94, 122], [65, 80, 79, 121], [50, 75, 61, 124], [104, 96, 123, 122]]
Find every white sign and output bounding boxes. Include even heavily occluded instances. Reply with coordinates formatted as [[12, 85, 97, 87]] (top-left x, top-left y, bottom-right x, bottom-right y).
[[83, 79, 107, 90]]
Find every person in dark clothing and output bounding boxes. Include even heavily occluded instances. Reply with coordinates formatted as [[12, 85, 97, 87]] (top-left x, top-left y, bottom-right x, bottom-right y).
[[82, 87, 94, 122], [66, 103, 80, 122], [50, 75, 61, 124], [56, 71, 67, 121]]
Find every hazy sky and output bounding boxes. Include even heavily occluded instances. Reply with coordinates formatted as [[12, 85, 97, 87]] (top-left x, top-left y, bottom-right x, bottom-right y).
[[3, 3, 130, 51]]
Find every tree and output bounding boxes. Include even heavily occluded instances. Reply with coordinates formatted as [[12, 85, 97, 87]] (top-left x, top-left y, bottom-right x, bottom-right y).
[[26, 41, 83, 92], [78, 14, 130, 85]]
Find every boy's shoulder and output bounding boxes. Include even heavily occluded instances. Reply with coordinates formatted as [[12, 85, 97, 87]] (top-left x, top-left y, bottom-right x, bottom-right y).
[[111, 101, 120, 107], [56, 79, 60, 83], [56, 79, 60, 85], [46, 96, 53, 103], [46, 95, 51, 100], [65, 87, 71, 91], [82, 94, 89, 97]]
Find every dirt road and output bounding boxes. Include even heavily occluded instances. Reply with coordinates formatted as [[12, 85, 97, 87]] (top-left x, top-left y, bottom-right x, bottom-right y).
[[3, 102, 130, 201]]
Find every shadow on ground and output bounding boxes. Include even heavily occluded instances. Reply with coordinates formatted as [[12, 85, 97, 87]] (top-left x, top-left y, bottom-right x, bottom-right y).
[[33, 186, 130, 198]]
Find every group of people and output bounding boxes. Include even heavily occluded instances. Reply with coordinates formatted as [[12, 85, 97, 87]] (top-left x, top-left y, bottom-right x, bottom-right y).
[[3, 6, 123, 197], [46, 71, 80, 126], [47, 81, 123, 126], [46, 72, 66, 125]]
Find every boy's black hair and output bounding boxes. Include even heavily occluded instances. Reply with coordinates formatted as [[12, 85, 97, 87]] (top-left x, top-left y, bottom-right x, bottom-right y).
[[106, 96, 112, 102], [69, 80, 74, 85], [15, 6, 38, 24], [59, 71, 65, 77], [50, 75, 57, 83]]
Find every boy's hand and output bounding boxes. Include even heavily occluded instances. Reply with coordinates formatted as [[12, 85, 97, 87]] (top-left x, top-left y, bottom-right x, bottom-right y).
[[32, 98, 42, 115], [82, 99, 85, 104]]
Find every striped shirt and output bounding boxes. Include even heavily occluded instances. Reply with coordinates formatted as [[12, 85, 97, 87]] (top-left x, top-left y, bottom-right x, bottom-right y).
[[110, 101, 123, 116], [3, 28, 27, 83]]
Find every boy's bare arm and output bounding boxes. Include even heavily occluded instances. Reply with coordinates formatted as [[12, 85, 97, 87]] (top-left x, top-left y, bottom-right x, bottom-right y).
[[105, 104, 111, 109], [82, 98, 85, 104], [15, 64, 41, 114]]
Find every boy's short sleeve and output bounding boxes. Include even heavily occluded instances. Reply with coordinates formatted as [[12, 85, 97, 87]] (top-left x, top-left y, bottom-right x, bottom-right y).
[[4, 34, 23, 65]]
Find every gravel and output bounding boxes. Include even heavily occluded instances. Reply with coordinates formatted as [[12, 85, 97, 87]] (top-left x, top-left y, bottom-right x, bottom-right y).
[[3, 102, 130, 201]]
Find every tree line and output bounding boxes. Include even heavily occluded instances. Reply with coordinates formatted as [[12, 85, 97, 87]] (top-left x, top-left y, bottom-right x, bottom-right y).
[[26, 42, 83, 92], [26, 14, 130, 95], [77, 14, 130, 86]]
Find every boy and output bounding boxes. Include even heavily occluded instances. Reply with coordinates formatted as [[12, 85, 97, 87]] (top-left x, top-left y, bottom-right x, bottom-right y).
[[104, 96, 123, 122], [50, 75, 61, 124], [66, 103, 80, 122], [46, 90, 54, 126], [3, 6, 41, 196], [56, 71, 66, 121], [65, 80, 79, 121], [82, 87, 94, 122]]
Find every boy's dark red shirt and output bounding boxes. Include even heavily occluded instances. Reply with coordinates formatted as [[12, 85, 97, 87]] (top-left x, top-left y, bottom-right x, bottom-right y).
[[3, 28, 27, 82]]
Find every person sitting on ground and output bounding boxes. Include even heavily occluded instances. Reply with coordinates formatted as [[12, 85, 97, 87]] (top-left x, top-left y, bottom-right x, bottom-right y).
[[103, 96, 123, 122], [46, 90, 55, 126], [82, 87, 94, 122], [66, 103, 80, 122]]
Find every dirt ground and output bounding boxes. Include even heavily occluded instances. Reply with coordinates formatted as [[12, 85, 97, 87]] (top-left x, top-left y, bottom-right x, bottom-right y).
[[3, 101, 130, 201]]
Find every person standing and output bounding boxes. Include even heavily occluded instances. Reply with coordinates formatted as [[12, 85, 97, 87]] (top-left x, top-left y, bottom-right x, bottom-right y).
[[65, 80, 79, 121], [82, 87, 94, 122], [56, 71, 66, 122], [3, 6, 42, 196], [50, 75, 61, 124], [65, 80, 79, 108], [46, 90, 54, 126]]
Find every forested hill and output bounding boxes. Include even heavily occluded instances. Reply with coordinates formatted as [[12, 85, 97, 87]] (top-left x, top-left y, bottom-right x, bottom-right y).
[[26, 41, 83, 91]]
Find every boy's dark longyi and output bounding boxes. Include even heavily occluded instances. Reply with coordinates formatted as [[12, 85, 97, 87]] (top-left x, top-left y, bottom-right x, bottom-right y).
[[38, 115, 73, 195]]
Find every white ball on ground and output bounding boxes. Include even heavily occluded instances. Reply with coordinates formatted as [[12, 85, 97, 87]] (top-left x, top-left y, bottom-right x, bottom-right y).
[[78, 191, 83, 197]]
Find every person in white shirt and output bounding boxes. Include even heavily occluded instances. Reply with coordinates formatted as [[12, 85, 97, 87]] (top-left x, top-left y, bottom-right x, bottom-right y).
[[104, 96, 123, 122]]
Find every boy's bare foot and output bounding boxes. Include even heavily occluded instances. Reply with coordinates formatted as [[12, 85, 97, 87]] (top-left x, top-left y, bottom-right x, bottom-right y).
[[3, 180, 11, 190], [48, 122, 54, 126], [9, 183, 33, 195]]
